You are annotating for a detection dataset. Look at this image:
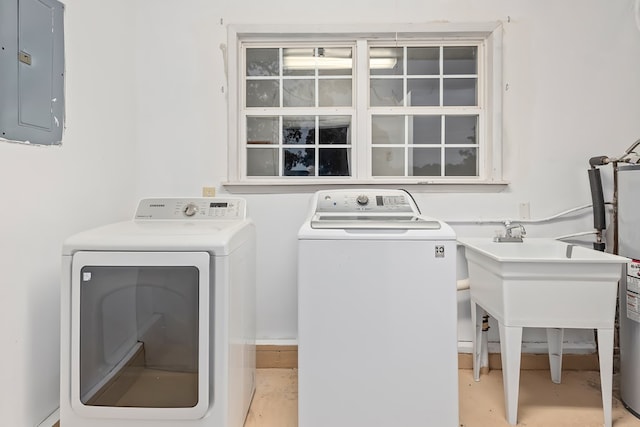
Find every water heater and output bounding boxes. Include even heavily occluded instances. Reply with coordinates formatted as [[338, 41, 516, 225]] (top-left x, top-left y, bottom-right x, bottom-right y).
[[617, 164, 640, 416]]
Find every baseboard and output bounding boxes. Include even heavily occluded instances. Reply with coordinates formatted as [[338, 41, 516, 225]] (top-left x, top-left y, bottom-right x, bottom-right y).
[[257, 345, 299, 368], [256, 345, 601, 371]]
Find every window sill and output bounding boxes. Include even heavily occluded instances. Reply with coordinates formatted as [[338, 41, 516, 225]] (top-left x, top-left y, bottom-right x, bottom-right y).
[[222, 180, 509, 194]]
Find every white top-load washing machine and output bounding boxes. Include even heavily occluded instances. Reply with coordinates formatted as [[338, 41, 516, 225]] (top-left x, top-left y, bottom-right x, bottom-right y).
[[298, 189, 459, 427], [60, 198, 256, 427]]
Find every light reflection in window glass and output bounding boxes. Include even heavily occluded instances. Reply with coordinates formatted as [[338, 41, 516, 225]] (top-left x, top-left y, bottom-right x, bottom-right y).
[[283, 48, 315, 76], [372, 115, 404, 145], [407, 78, 439, 106], [246, 80, 279, 108], [247, 116, 279, 145], [370, 79, 403, 106], [247, 148, 278, 176], [283, 80, 315, 108], [246, 48, 279, 76], [372, 147, 404, 176]]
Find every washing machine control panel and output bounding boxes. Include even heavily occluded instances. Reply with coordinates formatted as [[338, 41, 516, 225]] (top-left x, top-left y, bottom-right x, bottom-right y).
[[135, 198, 246, 220], [315, 190, 416, 213]]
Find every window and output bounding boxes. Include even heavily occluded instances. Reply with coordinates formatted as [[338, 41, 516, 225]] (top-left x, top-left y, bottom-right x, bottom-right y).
[[227, 24, 503, 186]]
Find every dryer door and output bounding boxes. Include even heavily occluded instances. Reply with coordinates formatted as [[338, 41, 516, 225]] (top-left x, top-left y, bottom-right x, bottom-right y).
[[69, 251, 211, 420]]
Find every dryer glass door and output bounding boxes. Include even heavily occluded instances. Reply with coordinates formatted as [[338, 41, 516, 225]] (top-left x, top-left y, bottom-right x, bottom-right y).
[[70, 251, 211, 420]]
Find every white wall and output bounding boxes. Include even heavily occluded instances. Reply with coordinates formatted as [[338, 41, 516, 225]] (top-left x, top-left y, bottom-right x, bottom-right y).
[[0, 1, 138, 424], [132, 0, 640, 344], [2, 0, 640, 423]]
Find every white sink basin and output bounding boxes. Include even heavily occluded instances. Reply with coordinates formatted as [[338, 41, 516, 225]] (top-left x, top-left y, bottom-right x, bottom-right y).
[[458, 237, 628, 427], [460, 237, 621, 261], [458, 238, 627, 328]]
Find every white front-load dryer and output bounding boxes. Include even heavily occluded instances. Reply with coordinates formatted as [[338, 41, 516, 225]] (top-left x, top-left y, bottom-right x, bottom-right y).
[[60, 198, 256, 427]]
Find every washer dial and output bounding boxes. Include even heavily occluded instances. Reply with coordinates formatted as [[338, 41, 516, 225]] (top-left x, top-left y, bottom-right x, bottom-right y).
[[356, 194, 369, 206]]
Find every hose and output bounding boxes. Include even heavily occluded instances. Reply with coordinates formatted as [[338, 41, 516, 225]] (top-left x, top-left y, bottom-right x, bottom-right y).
[[446, 203, 593, 225], [588, 168, 606, 231]]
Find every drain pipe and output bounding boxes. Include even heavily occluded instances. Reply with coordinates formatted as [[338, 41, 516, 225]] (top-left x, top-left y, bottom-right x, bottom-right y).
[[455, 276, 491, 374], [480, 314, 490, 374]]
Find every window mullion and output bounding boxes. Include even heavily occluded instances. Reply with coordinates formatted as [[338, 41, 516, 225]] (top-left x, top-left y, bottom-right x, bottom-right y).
[[355, 39, 369, 180], [441, 115, 446, 177]]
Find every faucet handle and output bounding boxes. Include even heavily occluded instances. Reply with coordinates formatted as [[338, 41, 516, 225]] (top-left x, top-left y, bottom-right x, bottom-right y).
[[511, 223, 526, 238]]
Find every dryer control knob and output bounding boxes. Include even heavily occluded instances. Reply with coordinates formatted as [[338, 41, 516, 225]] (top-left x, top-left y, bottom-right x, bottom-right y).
[[356, 194, 369, 206], [183, 203, 199, 217]]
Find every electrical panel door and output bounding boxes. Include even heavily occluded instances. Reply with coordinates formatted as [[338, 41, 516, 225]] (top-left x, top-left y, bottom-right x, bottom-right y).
[[0, 0, 64, 145]]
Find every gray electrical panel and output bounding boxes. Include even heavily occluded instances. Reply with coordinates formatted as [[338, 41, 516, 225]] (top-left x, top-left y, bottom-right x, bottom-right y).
[[0, 0, 65, 145]]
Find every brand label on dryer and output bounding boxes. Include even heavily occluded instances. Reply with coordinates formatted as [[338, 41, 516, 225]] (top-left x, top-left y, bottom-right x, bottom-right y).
[[435, 245, 445, 258]]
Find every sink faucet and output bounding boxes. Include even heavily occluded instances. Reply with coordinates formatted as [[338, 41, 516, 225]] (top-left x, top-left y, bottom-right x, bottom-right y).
[[494, 221, 526, 242]]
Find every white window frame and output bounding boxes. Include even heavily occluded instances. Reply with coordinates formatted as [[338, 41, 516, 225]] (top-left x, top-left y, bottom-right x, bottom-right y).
[[225, 23, 505, 191]]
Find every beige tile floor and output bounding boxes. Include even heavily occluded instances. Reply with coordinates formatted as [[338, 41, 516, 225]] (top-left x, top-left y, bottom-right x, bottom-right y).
[[245, 368, 640, 427]]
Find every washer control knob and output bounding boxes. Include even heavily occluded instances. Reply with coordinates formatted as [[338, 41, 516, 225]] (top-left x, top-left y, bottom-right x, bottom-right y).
[[183, 203, 199, 217], [356, 194, 369, 206]]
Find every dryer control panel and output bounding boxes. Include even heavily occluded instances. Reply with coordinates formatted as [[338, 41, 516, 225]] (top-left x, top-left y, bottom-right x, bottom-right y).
[[134, 198, 246, 220]]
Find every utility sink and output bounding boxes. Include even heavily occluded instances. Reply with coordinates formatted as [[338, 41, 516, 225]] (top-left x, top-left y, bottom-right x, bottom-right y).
[[458, 237, 628, 427], [458, 238, 627, 328]]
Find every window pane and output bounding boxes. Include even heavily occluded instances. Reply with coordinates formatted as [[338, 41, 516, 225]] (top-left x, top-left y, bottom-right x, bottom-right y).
[[283, 79, 315, 107], [410, 116, 441, 145], [411, 147, 441, 176], [283, 48, 315, 76], [445, 115, 477, 145], [318, 47, 353, 76], [283, 116, 315, 145], [319, 116, 350, 145], [372, 115, 404, 145], [247, 148, 278, 176], [445, 147, 477, 176], [370, 79, 403, 106], [443, 47, 477, 75], [319, 148, 350, 176], [284, 148, 315, 176], [372, 147, 404, 176], [246, 48, 279, 76], [247, 116, 279, 144], [407, 47, 439, 75], [370, 47, 403, 75], [407, 79, 439, 106], [319, 79, 352, 107], [443, 78, 477, 106], [246, 80, 279, 107]]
